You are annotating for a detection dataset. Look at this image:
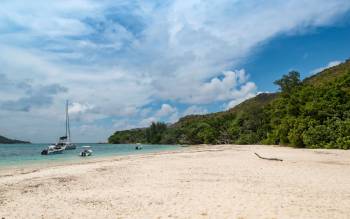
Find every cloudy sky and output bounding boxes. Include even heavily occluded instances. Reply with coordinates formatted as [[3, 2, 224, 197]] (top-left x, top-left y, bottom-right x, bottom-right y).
[[1, 0, 350, 143]]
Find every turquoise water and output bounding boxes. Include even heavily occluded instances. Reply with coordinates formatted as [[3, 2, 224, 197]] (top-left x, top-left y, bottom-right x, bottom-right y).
[[0, 143, 180, 167]]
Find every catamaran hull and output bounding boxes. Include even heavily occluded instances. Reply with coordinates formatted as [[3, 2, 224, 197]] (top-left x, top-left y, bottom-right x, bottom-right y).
[[65, 144, 77, 150], [41, 149, 64, 155]]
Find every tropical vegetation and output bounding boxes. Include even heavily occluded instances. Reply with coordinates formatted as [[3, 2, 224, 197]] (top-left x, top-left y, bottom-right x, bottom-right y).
[[109, 59, 350, 149], [0, 135, 30, 144]]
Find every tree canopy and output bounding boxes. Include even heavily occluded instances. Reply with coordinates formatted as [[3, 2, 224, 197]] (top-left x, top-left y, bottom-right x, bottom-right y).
[[274, 71, 302, 93], [109, 60, 350, 149]]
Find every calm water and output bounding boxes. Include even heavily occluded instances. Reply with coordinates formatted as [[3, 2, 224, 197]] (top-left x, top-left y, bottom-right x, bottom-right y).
[[0, 143, 180, 167]]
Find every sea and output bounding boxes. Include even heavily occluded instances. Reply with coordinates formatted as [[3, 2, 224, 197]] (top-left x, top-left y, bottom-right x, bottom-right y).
[[0, 143, 180, 167]]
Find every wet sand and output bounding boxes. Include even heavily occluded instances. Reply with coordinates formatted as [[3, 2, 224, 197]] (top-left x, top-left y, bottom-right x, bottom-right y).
[[1, 145, 350, 218]]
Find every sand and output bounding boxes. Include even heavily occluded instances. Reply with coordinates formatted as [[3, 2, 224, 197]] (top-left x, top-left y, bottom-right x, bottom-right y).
[[1, 145, 350, 219]]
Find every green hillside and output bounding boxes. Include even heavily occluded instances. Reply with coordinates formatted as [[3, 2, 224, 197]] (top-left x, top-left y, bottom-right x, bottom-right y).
[[107, 128, 146, 144], [109, 59, 350, 149], [108, 93, 277, 145], [304, 59, 350, 86], [0, 135, 31, 144]]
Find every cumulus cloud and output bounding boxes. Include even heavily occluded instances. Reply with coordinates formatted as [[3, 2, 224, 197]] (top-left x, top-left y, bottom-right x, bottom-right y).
[[140, 104, 179, 127], [1, 0, 350, 141], [69, 102, 94, 114], [176, 70, 257, 104], [155, 104, 177, 117]]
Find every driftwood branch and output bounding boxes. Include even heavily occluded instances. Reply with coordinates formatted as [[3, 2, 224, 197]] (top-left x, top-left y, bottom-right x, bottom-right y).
[[254, 153, 283, 162]]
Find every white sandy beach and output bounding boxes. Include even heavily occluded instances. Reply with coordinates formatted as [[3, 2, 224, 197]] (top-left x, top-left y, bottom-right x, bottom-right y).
[[1, 145, 350, 219]]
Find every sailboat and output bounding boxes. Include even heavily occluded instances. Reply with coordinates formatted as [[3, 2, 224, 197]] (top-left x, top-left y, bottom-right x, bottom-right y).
[[41, 100, 76, 155], [61, 100, 76, 150]]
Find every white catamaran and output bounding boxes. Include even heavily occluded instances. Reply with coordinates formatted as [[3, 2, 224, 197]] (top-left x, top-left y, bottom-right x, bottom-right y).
[[41, 100, 76, 155]]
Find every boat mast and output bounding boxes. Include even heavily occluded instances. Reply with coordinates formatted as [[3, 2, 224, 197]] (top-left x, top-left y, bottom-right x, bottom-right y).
[[65, 100, 68, 138], [66, 100, 71, 142], [68, 102, 71, 142]]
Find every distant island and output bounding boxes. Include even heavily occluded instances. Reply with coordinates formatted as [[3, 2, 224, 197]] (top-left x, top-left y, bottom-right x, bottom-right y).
[[0, 135, 31, 144], [109, 59, 350, 149]]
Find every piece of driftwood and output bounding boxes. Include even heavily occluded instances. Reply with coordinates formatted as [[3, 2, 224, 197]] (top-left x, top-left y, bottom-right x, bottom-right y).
[[254, 153, 283, 162]]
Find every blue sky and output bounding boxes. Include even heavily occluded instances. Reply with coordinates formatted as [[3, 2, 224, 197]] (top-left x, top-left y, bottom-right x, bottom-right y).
[[243, 21, 350, 91], [0, 0, 350, 143]]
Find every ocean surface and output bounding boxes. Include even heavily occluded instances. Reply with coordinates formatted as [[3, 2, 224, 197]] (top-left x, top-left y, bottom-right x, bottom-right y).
[[0, 143, 180, 167]]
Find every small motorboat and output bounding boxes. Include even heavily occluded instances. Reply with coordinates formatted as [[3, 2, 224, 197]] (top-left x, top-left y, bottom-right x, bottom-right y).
[[135, 143, 143, 150], [41, 145, 65, 155], [80, 146, 93, 157]]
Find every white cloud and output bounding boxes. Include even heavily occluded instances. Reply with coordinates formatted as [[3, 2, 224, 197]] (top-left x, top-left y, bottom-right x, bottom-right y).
[[311, 60, 343, 74], [155, 104, 177, 117], [69, 102, 94, 114], [183, 105, 208, 116], [144, 0, 350, 102], [140, 104, 179, 126], [172, 70, 257, 104], [0, 72, 68, 112], [68, 102, 107, 123]]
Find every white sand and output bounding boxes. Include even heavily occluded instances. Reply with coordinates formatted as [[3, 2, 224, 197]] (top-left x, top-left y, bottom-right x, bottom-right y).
[[1, 145, 350, 219]]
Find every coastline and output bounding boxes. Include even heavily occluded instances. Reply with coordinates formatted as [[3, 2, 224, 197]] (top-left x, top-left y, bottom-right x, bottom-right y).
[[0, 145, 188, 177], [1, 144, 350, 218], [0, 143, 181, 169]]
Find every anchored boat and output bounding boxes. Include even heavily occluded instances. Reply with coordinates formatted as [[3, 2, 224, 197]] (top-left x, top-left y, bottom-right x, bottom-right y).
[[41, 145, 65, 155], [80, 146, 93, 157], [41, 100, 76, 155], [62, 100, 76, 150], [135, 143, 143, 150]]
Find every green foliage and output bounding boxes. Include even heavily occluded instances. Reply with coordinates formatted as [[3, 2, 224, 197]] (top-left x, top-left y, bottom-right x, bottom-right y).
[[108, 93, 276, 145], [304, 60, 350, 86], [146, 122, 167, 144], [108, 129, 147, 144], [266, 68, 350, 149], [274, 71, 301, 93], [109, 60, 350, 149]]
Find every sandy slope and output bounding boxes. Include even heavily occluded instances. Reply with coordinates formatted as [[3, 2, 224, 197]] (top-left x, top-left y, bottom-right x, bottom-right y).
[[1, 145, 350, 219]]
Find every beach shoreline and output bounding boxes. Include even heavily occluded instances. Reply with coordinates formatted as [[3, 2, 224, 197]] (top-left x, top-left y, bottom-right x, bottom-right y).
[[0, 146, 189, 177], [0, 143, 181, 170], [1, 144, 350, 218]]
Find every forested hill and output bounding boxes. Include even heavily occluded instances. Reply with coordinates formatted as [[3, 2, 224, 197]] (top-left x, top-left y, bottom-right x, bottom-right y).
[[109, 59, 350, 149], [0, 135, 31, 144]]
